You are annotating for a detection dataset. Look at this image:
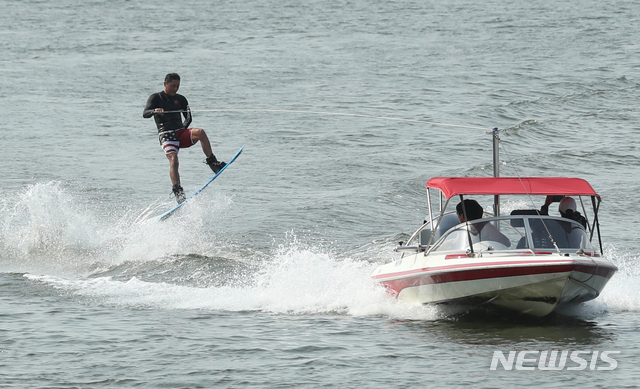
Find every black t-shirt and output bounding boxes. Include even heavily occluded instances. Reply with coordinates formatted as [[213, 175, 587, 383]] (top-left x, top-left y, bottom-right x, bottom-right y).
[[143, 91, 192, 132]]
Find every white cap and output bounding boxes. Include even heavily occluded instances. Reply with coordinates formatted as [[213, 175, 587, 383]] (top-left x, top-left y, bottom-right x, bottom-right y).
[[558, 197, 577, 214]]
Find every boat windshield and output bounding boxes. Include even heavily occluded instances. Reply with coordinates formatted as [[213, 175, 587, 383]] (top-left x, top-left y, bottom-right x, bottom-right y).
[[430, 216, 594, 253]]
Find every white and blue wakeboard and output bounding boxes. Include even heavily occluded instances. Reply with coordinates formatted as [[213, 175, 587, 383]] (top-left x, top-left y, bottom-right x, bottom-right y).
[[159, 146, 244, 221]]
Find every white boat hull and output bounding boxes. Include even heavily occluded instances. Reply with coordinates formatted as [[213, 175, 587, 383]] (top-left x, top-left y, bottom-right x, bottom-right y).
[[372, 254, 617, 317]]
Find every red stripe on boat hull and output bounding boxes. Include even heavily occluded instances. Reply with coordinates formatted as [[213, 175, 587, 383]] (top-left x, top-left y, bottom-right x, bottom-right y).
[[376, 262, 617, 297]]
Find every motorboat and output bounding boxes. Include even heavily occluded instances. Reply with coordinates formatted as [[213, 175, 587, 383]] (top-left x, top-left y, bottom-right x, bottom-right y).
[[372, 132, 617, 317]]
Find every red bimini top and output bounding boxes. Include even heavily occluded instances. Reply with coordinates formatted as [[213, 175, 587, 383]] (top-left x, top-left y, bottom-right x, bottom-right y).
[[426, 177, 598, 200]]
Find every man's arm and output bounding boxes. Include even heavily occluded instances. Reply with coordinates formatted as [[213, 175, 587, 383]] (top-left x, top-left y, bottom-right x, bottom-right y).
[[143, 93, 160, 118], [181, 98, 192, 129]]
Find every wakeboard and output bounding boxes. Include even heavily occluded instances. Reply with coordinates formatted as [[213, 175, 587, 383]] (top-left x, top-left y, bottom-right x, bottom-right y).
[[159, 146, 244, 221]]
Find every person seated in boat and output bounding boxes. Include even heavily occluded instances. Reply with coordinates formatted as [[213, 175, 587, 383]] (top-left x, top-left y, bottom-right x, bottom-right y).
[[539, 195, 563, 216], [540, 195, 587, 228], [456, 199, 511, 247]]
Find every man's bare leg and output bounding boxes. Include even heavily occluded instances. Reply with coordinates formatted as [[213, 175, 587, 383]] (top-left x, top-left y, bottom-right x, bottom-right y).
[[190, 128, 212, 157], [166, 152, 185, 203], [191, 128, 226, 173]]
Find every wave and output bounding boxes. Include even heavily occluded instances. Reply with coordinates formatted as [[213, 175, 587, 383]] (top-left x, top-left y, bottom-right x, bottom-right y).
[[3, 181, 640, 321], [0, 181, 439, 319], [23, 242, 445, 320], [0, 181, 237, 274]]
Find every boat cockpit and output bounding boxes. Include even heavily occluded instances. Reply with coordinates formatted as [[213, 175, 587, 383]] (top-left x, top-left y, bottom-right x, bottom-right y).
[[403, 214, 596, 256]]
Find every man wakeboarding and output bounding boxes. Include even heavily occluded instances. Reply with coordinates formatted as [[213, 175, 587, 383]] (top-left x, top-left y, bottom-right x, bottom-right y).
[[143, 73, 225, 203]]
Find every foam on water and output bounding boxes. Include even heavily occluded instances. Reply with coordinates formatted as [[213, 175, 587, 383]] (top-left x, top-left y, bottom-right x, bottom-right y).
[[3, 181, 442, 320], [5, 181, 640, 322], [0, 181, 238, 277], [24, 243, 442, 321], [594, 244, 640, 314], [0, 182, 105, 276]]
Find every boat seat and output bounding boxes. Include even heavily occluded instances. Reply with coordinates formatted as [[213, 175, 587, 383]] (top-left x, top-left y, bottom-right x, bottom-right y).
[[432, 213, 461, 241], [421, 213, 460, 245], [510, 210, 542, 228], [516, 237, 528, 249], [420, 229, 432, 246], [511, 210, 542, 215]]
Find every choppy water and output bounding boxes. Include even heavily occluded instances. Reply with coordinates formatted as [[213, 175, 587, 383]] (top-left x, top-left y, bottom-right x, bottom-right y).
[[2, 0, 640, 387]]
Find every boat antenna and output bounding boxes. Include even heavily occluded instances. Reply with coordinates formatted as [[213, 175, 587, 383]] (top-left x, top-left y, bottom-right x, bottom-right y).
[[495, 131, 563, 254], [492, 128, 500, 217]]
